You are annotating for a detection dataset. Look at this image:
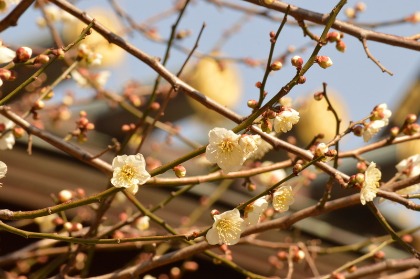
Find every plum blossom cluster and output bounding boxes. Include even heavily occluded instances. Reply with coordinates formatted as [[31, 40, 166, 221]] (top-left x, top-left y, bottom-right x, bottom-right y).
[[360, 162, 382, 205], [206, 185, 295, 245], [77, 43, 103, 66], [273, 107, 300, 133], [361, 103, 392, 142], [110, 153, 151, 195], [205, 127, 261, 173]]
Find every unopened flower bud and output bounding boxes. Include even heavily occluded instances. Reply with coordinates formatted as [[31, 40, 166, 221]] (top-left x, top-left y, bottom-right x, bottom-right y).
[[33, 100, 45, 110], [390, 126, 399, 137], [293, 163, 303, 174], [63, 222, 73, 231], [298, 75, 306, 84], [345, 7, 356, 19], [34, 54, 50, 64], [315, 142, 328, 157], [374, 250, 385, 260], [13, 127, 25, 138], [356, 161, 367, 172], [0, 68, 12, 80], [355, 173, 365, 184], [405, 12, 420, 23], [261, 119, 272, 133], [291, 55, 303, 68], [264, 0, 275, 5], [173, 165, 186, 178], [15, 46, 32, 63], [247, 99, 258, 109], [255, 81, 262, 88], [352, 125, 364, 137], [402, 234, 413, 243], [314, 92, 324, 101], [403, 123, 420, 135], [325, 149, 337, 157], [355, 2, 366, 12], [316, 56, 333, 69], [270, 61, 283, 71], [293, 250, 305, 262], [58, 189, 73, 203], [336, 40, 346, 52], [406, 114, 417, 124], [327, 31, 341, 43], [247, 183, 256, 192], [175, 29, 191, 39], [150, 102, 160, 111]]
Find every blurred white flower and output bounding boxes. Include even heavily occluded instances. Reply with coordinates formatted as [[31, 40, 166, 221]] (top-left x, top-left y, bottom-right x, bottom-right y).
[[395, 154, 420, 195], [315, 142, 329, 157], [239, 134, 261, 159], [273, 185, 294, 212], [362, 120, 386, 142], [111, 154, 151, 195], [244, 196, 268, 226], [206, 128, 247, 173], [206, 208, 245, 245], [360, 162, 381, 205], [273, 108, 300, 133], [0, 114, 15, 150], [35, 214, 59, 233], [0, 41, 15, 63], [0, 0, 19, 13], [135, 216, 150, 231]]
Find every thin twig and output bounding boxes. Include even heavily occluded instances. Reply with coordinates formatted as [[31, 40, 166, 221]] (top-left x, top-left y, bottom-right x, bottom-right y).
[[360, 37, 394, 75]]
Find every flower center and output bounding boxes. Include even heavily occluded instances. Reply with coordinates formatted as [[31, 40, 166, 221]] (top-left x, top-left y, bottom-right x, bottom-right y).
[[216, 218, 242, 244], [219, 138, 235, 154], [121, 164, 136, 182]]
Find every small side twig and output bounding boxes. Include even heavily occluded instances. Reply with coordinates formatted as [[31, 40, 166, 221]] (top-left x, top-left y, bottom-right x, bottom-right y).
[[360, 37, 394, 76]]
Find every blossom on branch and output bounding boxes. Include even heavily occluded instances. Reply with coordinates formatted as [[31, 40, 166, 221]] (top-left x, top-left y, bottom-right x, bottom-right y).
[[0, 161, 6, 184], [206, 208, 245, 245], [244, 196, 268, 226], [273, 108, 300, 133], [362, 120, 386, 142], [273, 185, 295, 212], [0, 114, 15, 150], [360, 162, 381, 205], [111, 154, 151, 195], [206, 128, 260, 173]]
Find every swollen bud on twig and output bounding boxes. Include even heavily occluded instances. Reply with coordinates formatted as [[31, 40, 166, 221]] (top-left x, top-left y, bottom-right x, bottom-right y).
[[15, 46, 32, 63], [291, 55, 303, 69], [327, 31, 341, 43], [270, 61, 283, 71], [316, 56, 333, 69], [173, 165, 186, 178], [247, 99, 258, 109], [298, 75, 306, 84], [314, 92, 324, 101], [336, 40, 346, 52]]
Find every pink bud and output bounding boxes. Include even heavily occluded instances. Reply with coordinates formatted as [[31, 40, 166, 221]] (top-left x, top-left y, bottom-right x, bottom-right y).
[[336, 40, 346, 52], [15, 46, 32, 63], [270, 61, 283, 71], [291, 55, 303, 68], [316, 56, 333, 69]]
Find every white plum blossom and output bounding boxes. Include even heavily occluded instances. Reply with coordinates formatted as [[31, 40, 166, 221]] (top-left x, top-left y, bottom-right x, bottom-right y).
[[273, 108, 300, 133], [0, 41, 16, 63], [206, 208, 245, 245], [273, 185, 294, 212], [206, 128, 260, 173], [0, 114, 15, 150], [362, 120, 386, 142], [360, 162, 381, 205], [244, 196, 268, 226], [136, 216, 150, 231], [395, 154, 420, 195], [111, 154, 151, 195], [315, 142, 329, 157]]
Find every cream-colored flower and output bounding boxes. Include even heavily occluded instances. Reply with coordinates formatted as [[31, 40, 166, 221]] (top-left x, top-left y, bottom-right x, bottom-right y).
[[206, 128, 247, 173], [395, 154, 420, 195], [0, 41, 15, 63], [362, 120, 386, 142], [273, 108, 300, 133], [0, 114, 15, 150], [135, 216, 150, 231], [111, 154, 151, 194], [360, 162, 381, 205], [206, 208, 245, 245], [244, 196, 268, 226], [273, 185, 294, 212], [314, 142, 329, 157], [0, 0, 19, 13]]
